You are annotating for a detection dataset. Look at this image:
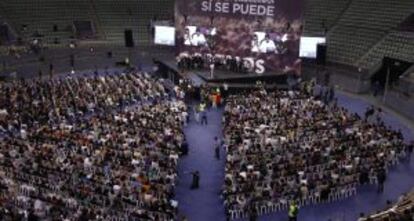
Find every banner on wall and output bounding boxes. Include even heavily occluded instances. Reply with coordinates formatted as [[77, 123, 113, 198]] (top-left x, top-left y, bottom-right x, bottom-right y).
[[175, 0, 304, 75]]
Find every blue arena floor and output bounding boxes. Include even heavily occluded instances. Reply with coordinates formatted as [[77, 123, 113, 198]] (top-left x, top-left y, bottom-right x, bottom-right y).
[[175, 92, 414, 221]]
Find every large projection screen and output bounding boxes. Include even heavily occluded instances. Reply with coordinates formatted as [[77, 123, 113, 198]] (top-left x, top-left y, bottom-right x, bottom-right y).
[[299, 37, 326, 58], [154, 26, 176, 46], [175, 0, 304, 75]]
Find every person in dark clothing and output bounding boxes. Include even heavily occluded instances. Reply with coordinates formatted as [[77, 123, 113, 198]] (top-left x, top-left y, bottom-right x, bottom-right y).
[[27, 209, 39, 221], [181, 139, 189, 156], [359, 169, 369, 185], [214, 136, 220, 160], [358, 213, 366, 221], [377, 167, 386, 193], [201, 111, 208, 125], [364, 106, 375, 120], [373, 80, 381, 97], [38, 69, 43, 80], [248, 205, 258, 221], [407, 141, 414, 162], [376, 107, 383, 123], [49, 63, 54, 79], [328, 86, 335, 102], [322, 86, 330, 104], [215, 145, 220, 160], [191, 171, 200, 189]]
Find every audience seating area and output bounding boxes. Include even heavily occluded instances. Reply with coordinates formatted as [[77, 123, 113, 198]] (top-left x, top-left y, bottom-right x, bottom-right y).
[[302, 0, 351, 35], [93, 0, 142, 44], [0, 0, 174, 45], [0, 1, 414, 220], [222, 84, 408, 219], [326, 0, 414, 66], [328, 25, 385, 66], [2, 0, 94, 44], [1, 0, 413, 71], [357, 32, 414, 69], [0, 71, 187, 220], [94, 0, 173, 45]]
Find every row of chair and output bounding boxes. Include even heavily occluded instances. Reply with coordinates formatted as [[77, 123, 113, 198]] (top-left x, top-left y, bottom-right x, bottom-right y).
[[228, 184, 358, 219]]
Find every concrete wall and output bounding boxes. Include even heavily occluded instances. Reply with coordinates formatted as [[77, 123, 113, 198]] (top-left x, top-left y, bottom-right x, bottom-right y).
[[384, 90, 414, 120], [302, 63, 371, 93]]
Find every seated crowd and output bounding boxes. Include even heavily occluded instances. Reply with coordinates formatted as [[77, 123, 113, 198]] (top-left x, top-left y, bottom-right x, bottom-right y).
[[0, 71, 187, 220], [222, 85, 408, 218]]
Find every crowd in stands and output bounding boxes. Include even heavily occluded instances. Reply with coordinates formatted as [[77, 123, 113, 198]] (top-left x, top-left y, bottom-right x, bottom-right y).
[[0, 71, 187, 220], [222, 83, 409, 219]]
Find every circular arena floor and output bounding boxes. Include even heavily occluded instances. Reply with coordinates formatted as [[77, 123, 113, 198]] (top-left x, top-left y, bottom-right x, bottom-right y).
[[175, 91, 414, 221]]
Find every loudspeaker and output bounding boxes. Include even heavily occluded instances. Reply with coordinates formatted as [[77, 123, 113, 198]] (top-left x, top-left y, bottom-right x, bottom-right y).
[[124, 29, 134, 48], [316, 44, 327, 65]]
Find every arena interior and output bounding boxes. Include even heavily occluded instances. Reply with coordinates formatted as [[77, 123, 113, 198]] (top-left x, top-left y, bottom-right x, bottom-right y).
[[0, 0, 413, 221]]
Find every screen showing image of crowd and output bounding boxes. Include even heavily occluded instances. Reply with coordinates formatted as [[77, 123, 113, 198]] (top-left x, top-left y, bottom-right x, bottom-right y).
[[175, 0, 304, 75], [183, 26, 217, 47]]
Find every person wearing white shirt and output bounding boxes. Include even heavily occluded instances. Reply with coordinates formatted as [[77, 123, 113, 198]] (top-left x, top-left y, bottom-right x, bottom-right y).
[[251, 34, 260, 53], [209, 27, 217, 36], [182, 111, 188, 126], [209, 62, 215, 79], [259, 35, 276, 53], [183, 28, 192, 46], [191, 30, 207, 46]]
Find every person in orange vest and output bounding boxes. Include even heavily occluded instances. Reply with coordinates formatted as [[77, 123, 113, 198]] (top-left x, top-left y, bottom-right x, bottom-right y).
[[216, 92, 221, 107]]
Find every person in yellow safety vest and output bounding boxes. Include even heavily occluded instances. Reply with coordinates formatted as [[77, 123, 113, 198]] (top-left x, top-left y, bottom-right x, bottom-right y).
[[199, 102, 206, 112], [199, 103, 208, 125], [288, 201, 299, 221]]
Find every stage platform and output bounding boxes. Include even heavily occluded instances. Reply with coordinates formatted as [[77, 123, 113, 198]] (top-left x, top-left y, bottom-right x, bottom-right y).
[[154, 59, 289, 87]]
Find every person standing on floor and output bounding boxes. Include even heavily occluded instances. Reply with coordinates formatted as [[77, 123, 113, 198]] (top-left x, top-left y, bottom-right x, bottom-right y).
[[375, 107, 383, 123], [179, 215, 188, 221], [180, 138, 189, 156], [364, 105, 375, 121], [200, 102, 208, 125], [201, 110, 208, 125], [199, 102, 206, 112], [328, 85, 335, 103], [248, 204, 258, 221], [212, 93, 217, 109], [191, 171, 200, 189], [181, 110, 188, 127], [288, 201, 299, 221], [377, 166, 386, 193], [210, 61, 215, 79], [406, 141, 414, 162], [214, 136, 220, 160], [194, 105, 200, 124]]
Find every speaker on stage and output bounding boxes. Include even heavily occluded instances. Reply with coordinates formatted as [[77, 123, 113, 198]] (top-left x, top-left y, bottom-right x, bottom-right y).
[[316, 44, 327, 65], [124, 29, 134, 48]]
